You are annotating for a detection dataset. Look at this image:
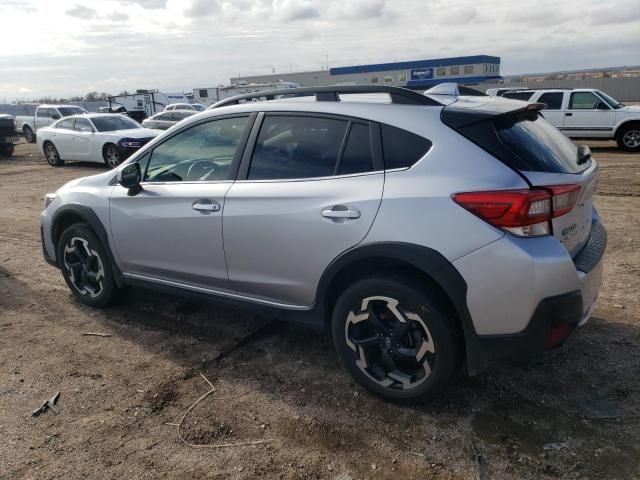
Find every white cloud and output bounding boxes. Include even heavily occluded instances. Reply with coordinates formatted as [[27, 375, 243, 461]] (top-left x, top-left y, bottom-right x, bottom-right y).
[[0, 0, 638, 100]]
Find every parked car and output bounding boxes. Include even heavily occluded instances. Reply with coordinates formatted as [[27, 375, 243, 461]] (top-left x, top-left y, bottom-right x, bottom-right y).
[[485, 87, 523, 96], [36, 114, 161, 168], [489, 88, 640, 151], [0, 114, 18, 157], [164, 103, 206, 112], [40, 85, 606, 403], [15, 104, 88, 143], [141, 110, 196, 130]]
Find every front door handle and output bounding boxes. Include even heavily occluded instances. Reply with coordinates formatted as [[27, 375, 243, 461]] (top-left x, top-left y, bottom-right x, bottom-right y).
[[565, 112, 573, 116], [322, 206, 361, 219], [192, 200, 220, 214]]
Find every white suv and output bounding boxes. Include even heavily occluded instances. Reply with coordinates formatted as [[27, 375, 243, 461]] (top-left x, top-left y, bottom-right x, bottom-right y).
[[493, 88, 640, 151]]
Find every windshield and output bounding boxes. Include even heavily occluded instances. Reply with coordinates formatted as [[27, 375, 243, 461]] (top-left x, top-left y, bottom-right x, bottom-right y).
[[92, 116, 141, 132], [495, 112, 587, 174], [192, 104, 205, 111], [598, 91, 624, 109], [58, 107, 87, 117]]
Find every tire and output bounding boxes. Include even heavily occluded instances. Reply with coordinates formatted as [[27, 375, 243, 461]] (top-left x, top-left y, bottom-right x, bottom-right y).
[[43, 141, 64, 166], [616, 123, 640, 152], [57, 223, 120, 308], [331, 275, 461, 404], [103, 144, 121, 169], [0, 144, 13, 157], [23, 126, 35, 143]]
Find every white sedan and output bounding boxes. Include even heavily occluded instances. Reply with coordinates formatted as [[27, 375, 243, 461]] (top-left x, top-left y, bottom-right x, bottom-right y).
[[37, 114, 162, 168]]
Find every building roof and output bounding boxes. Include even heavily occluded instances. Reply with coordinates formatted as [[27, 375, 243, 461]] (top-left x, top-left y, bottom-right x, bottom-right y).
[[330, 55, 500, 76]]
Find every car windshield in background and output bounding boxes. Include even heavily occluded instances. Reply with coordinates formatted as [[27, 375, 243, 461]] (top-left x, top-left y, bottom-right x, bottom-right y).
[[192, 104, 205, 111], [58, 107, 86, 116], [599, 91, 625, 109], [92, 116, 140, 132], [495, 112, 587, 174]]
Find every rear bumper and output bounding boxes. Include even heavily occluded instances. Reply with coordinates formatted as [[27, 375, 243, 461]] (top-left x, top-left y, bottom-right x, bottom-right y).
[[456, 215, 607, 370]]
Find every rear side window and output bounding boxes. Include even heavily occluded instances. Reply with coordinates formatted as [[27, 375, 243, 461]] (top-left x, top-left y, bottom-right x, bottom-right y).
[[495, 112, 584, 173], [248, 116, 348, 180], [502, 91, 534, 101], [337, 123, 373, 175], [538, 92, 564, 110], [381, 124, 432, 169]]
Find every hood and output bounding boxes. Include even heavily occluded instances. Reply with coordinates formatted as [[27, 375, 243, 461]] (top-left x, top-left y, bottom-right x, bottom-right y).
[[620, 104, 640, 113], [103, 128, 162, 138]]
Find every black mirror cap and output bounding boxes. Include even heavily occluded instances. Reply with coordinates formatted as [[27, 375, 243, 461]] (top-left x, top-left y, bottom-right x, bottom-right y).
[[117, 162, 142, 194]]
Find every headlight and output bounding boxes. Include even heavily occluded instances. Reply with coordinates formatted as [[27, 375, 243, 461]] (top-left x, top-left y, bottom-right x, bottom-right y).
[[120, 140, 142, 148], [44, 193, 57, 209]]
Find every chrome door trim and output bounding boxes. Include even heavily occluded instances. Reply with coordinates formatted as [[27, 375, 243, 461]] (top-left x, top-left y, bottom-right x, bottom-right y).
[[122, 272, 312, 310]]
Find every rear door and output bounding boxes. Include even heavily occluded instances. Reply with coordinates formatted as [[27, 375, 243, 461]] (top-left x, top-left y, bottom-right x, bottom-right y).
[[223, 113, 384, 306], [69, 117, 95, 160], [51, 118, 75, 156], [562, 91, 615, 137]]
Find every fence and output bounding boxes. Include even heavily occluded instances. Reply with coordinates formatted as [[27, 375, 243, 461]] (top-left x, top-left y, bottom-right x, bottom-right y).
[[0, 101, 108, 117], [472, 77, 640, 101]]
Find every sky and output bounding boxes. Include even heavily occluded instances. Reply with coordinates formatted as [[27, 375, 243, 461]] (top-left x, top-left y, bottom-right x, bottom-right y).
[[0, 0, 639, 100]]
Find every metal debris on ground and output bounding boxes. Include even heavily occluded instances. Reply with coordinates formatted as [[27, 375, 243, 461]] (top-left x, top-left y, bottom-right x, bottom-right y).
[[32, 392, 60, 417], [543, 441, 569, 451], [82, 332, 112, 337]]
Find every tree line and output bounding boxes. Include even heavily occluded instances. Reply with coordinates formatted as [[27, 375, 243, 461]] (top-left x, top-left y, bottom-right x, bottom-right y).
[[15, 91, 131, 104]]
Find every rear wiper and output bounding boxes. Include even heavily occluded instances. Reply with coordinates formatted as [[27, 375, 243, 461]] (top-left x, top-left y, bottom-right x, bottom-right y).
[[577, 145, 592, 165]]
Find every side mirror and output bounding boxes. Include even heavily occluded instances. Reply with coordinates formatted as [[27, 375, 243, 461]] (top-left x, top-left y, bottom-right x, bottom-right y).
[[51, 114, 61, 120], [117, 162, 142, 195]]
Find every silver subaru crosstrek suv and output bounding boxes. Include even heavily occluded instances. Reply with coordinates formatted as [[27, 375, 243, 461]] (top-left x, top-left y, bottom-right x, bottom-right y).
[[40, 85, 606, 403]]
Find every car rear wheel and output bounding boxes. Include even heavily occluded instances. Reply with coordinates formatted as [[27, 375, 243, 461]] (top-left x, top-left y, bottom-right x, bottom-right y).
[[0, 144, 13, 157], [43, 141, 64, 166], [57, 223, 120, 308], [24, 126, 35, 143], [617, 123, 640, 152], [331, 275, 460, 404], [103, 144, 121, 168]]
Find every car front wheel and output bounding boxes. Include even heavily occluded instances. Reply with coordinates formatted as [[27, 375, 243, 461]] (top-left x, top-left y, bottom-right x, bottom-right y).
[[57, 223, 120, 308], [103, 144, 121, 168], [331, 275, 461, 404], [617, 123, 640, 152]]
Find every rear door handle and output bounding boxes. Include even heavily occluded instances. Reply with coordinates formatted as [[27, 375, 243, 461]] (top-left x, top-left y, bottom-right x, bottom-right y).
[[322, 207, 361, 219], [192, 200, 221, 214], [565, 112, 573, 116]]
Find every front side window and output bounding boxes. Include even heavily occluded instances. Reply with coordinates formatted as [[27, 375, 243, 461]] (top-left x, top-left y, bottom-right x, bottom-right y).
[[569, 92, 607, 110], [381, 124, 432, 169], [144, 116, 249, 182], [38, 108, 51, 118], [92, 116, 140, 132], [74, 118, 93, 132], [538, 92, 564, 110], [248, 116, 348, 180], [56, 118, 74, 129]]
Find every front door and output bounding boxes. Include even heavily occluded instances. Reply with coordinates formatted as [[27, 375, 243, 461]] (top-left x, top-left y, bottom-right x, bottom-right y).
[[224, 114, 384, 306], [68, 117, 94, 161], [562, 91, 615, 137], [109, 114, 254, 293]]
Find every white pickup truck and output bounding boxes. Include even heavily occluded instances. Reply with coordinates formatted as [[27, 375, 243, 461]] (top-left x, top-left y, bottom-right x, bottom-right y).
[[488, 88, 640, 151], [15, 104, 88, 143]]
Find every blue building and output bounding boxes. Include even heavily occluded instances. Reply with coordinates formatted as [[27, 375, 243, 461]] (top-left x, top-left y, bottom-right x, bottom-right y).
[[230, 55, 502, 90]]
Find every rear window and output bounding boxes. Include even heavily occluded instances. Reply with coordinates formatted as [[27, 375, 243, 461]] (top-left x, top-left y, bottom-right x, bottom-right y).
[[502, 91, 534, 101], [381, 124, 432, 169], [495, 112, 585, 174]]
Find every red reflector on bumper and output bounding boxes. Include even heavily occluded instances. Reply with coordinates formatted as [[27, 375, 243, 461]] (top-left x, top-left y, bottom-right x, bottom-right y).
[[544, 324, 570, 349]]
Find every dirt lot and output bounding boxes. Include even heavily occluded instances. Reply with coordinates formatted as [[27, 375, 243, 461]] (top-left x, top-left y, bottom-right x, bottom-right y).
[[1, 139, 639, 480]]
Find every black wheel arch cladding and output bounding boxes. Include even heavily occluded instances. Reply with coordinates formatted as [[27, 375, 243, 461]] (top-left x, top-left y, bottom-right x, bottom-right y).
[[50, 204, 125, 287], [315, 242, 488, 375]]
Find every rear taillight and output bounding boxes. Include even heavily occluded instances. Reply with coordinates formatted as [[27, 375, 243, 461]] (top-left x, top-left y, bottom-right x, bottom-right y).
[[452, 184, 581, 237]]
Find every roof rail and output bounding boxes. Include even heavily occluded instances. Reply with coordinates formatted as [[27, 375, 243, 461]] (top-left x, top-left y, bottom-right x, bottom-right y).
[[504, 87, 574, 92], [209, 85, 443, 109]]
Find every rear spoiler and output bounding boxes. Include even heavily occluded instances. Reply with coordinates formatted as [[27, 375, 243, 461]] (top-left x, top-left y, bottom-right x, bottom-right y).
[[441, 97, 546, 129]]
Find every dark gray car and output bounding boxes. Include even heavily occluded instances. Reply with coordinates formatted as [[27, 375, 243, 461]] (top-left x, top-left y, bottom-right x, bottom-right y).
[[141, 110, 195, 130]]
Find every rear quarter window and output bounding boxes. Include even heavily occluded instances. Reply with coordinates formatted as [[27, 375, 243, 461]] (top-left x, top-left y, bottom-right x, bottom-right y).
[[381, 124, 432, 169], [502, 91, 534, 101]]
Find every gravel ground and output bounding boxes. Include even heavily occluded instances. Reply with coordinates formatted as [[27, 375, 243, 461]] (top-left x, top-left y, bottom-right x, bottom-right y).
[[0, 139, 639, 480]]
